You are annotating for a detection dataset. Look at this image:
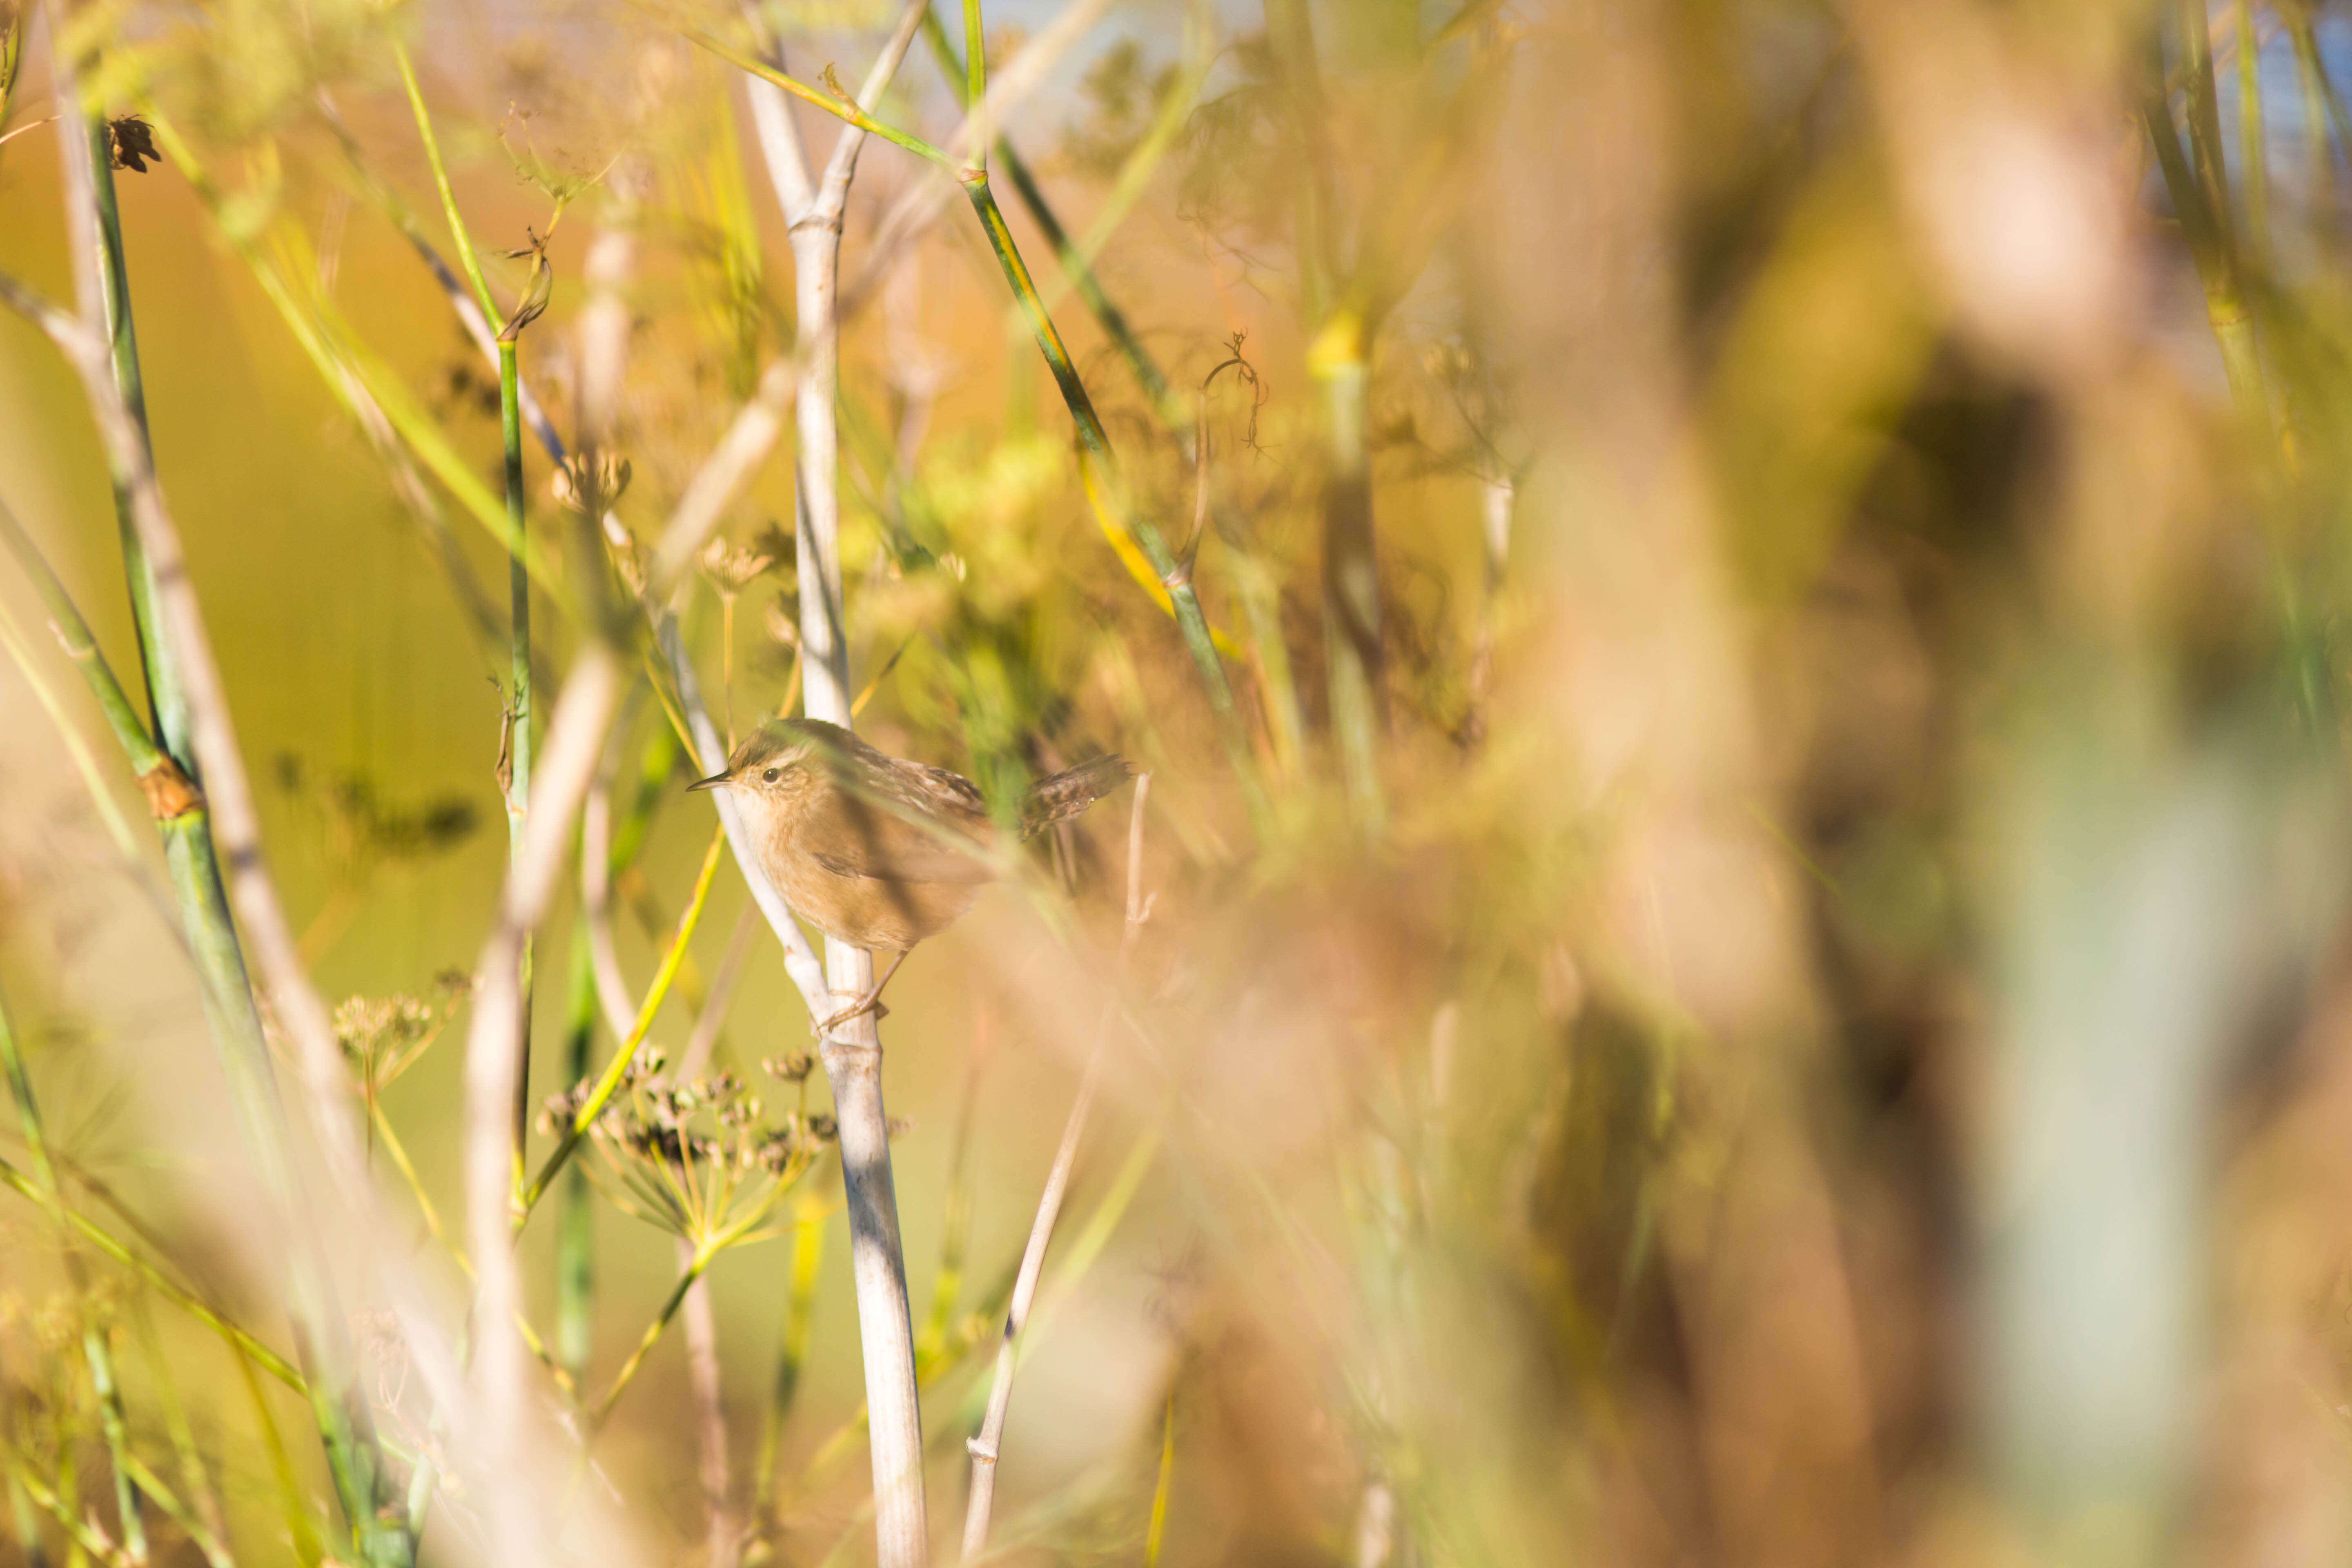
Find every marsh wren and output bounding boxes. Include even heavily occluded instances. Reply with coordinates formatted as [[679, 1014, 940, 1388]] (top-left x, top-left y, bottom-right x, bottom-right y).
[[690, 718, 1131, 1025]]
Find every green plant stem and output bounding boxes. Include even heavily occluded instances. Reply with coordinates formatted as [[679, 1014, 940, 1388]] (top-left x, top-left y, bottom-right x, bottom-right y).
[[162, 811, 411, 1567], [516, 824, 727, 1220], [1143, 1385, 1176, 1567], [116, 1452, 232, 1568], [5, 1462, 46, 1568], [51, 1438, 78, 1568], [699, 20, 1260, 809], [5, 1461, 111, 1565], [961, 0, 987, 174], [145, 110, 567, 608], [0, 497, 167, 779], [368, 1100, 449, 1254], [918, 8, 1189, 434], [555, 930, 599, 1384], [2176, 0, 2230, 226], [1265, 0, 1390, 824], [918, 7, 1315, 782], [0, 595, 146, 868], [131, 1298, 233, 1566], [230, 1347, 324, 1566], [589, 1246, 713, 1430], [1314, 333, 1387, 828], [80, 1313, 146, 1564], [996, 141, 1176, 408], [2237, 1, 2269, 262], [0, 1154, 304, 1389], [2142, 46, 2270, 434], [499, 339, 536, 1178], [83, 115, 185, 754], [0, 982, 145, 1561], [958, 175, 1250, 755], [66, 94, 412, 1568], [686, 24, 954, 168]]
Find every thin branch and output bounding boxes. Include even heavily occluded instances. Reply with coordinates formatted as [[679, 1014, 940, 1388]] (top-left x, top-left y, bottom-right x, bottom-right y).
[[36, 40, 423, 1558], [817, 0, 937, 217], [960, 773, 1152, 1559], [516, 825, 727, 1219], [0, 491, 171, 784], [461, 643, 624, 1568], [837, 0, 1119, 315], [0, 979, 147, 1560], [735, 10, 943, 1565], [684, 22, 952, 169], [645, 356, 799, 591], [392, 39, 504, 330]]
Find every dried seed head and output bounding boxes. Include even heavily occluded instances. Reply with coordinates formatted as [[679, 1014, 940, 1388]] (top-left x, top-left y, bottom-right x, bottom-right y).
[[107, 114, 159, 173], [551, 451, 632, 512], [699, 536, 777, 595], [496, 229, 554, 343]]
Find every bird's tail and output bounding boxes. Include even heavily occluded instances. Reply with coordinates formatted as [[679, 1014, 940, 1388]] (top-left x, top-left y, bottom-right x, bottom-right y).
[[1018, 755, 1133, 838]]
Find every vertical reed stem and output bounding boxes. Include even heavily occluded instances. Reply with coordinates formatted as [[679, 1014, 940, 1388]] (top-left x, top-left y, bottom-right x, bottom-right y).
[[55, 59, 412, 1566], [746, 11, 935, 1561], [956, 174, 1256, 804], [1312, 328, 1386, 827], [500, 339, 536, 1174], [555, 930, 599, 1384], [959, 774, 1150, 1559], [81, 113, 183, 748]]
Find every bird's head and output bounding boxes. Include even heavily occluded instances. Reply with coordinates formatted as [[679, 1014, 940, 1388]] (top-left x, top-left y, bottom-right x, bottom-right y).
[[686, 719, 838, 811]]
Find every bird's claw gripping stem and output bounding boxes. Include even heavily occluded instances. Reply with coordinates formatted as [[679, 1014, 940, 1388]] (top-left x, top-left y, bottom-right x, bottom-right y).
[[813, 991, 890, 1037]]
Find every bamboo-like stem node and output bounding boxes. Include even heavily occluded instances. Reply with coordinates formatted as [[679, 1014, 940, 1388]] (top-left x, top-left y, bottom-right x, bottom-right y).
[[136, 757, 203, 819]]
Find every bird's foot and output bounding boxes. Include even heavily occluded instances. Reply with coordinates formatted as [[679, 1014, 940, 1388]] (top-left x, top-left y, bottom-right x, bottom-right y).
[[811, 951, 909, 1039], [813, 990, 890, 1037]]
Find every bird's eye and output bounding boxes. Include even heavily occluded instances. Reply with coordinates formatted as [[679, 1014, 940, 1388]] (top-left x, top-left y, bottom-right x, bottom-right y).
[[762, 767, 781, 783]]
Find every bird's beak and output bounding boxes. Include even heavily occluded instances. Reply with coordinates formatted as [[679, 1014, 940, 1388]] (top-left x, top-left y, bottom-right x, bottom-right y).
[[686, 772, 730, 793]]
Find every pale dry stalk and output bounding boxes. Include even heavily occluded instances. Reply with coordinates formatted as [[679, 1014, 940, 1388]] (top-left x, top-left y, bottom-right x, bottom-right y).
[[461, 644, 625, 1568], [19, 58, 483, 1566], [744, 5, 934, 1564], [960, 773, 1153, 1560]]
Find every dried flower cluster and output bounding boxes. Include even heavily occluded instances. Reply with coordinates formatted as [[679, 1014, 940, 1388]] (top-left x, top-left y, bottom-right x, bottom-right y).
[[541, 1050, 827, 1250]]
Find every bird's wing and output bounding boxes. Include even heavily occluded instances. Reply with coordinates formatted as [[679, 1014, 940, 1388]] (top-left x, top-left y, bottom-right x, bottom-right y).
[[800, 768, 994, 886]]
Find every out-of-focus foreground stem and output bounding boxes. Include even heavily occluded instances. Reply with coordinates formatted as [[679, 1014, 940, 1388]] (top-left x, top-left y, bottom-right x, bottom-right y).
[[0, 977, 147, 1561], [56, 76, 413, 1568]]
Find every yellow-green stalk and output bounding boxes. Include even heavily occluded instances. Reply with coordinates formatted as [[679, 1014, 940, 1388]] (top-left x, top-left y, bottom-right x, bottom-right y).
[[68, 89, 412, 1568]]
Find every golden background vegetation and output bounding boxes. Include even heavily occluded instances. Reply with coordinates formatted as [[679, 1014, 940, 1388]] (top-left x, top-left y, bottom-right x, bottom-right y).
[[5, 1, 2352, 1566]]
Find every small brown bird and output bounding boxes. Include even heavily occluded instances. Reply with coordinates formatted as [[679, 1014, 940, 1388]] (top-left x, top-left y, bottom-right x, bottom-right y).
[[689, 718, 1130, 1024]]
